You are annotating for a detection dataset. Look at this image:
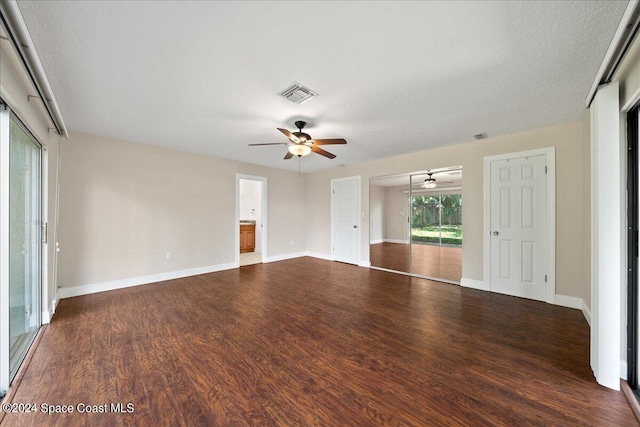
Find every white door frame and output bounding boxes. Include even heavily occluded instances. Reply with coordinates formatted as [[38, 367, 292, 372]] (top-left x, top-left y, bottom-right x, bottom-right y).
[[235, 174, 267, 267], [331, 176, 361, 264], [483, 147, 556, 303], [0, 104, 10, 394], [591, 82, 622, 390]]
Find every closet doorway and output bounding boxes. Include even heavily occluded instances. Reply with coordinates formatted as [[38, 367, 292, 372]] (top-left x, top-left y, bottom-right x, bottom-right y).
[[369, 167, 462, 283]]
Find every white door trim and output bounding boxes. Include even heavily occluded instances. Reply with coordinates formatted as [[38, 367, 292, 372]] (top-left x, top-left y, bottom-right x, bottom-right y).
[[590, 82, 622, 390], [483, 147, 556, 303], [331, 176, 361, 264], [235, 174, 267, 267], [0, 104, 10, 395]]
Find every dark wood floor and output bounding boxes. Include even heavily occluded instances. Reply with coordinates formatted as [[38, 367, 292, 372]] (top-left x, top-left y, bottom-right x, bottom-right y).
[[370, 242, 462, 282], [1, 257, 635, 426]]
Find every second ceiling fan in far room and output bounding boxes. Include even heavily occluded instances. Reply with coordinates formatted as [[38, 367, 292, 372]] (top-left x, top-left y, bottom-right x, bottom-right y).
[[248, 121, 347, 159]]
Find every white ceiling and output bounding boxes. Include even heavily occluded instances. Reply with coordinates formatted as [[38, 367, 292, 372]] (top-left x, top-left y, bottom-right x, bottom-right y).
[[17, 1, 628, 173]]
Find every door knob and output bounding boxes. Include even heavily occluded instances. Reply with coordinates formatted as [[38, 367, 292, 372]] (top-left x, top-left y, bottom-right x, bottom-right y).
[[493, 231, 499, 236]]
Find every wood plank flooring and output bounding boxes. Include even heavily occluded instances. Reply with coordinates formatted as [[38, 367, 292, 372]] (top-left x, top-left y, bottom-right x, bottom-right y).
[[370, 242, 462, 282], [1, 257, 635, 426]]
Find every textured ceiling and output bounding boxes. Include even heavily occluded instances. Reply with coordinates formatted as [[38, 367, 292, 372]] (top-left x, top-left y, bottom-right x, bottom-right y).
[[17, 1, 628, 172]]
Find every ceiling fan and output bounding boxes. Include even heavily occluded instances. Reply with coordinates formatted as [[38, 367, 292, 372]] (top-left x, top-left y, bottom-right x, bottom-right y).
[[422, 173, 437, 189], [412, 172, 455, 189], [249, 121, 347, 159]]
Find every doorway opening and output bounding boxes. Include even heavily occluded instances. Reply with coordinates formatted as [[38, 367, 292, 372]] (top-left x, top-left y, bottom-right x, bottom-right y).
[[236, 175, 267, 267]]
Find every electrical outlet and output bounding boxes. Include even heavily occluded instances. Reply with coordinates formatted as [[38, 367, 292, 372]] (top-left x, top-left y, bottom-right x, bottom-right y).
[[165, 252, 172, 259]]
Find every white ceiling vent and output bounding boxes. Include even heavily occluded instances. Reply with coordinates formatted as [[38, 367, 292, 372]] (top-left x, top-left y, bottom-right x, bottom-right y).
[[473, 133, 488, 140], [279, 82, 317, 104]]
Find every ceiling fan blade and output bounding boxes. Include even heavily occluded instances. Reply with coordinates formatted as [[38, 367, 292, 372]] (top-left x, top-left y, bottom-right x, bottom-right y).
[[277, 128, 300, 143], [311, 145, 336, 159], [312, 138, 347, 145], [284, 151, 294, 160], [248, 143, 288, 146]]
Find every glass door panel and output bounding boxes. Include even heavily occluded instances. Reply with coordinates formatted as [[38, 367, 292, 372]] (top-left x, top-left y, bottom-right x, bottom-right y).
[[410, 173, 437, 278], [410, 172, 463, 282], [440, 194, 463, 247], [369, 176, 411, 273], [8, 116, 41, 380], [369, 168, 463, 283]]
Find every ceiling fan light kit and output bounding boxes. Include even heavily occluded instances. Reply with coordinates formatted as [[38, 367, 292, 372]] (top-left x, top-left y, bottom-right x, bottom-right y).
[[422, 172, 437, 189], [249, 120, 347, 160], [288, 144, 311, 157]]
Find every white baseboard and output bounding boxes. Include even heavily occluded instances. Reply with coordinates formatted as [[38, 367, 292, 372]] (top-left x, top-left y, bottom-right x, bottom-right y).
[[369, 239, 383, 245], [305, 251, 333, 261], [384, 239, 409, 244], [41, 297, 59, 324], [415, 277, 595, 328], [306, 251, 369, 267], [581, 300, 591, 326], [264, 251, 307, 263], [59, 261, 237, 299], [621, 359, 628, 380], [554, 295, 592, 326], [554, 294, 583, 310], [58, 251, 338, 299], [460, 278, 489, 291]]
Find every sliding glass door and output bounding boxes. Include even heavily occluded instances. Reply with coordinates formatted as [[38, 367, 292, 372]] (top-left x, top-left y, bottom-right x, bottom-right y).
[[410, 193, 463, 247], [9, 115, 41, 379], [0, 106, 42, 395]]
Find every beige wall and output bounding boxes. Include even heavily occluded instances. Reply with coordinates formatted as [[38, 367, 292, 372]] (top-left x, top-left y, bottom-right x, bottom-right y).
[[306, 120, 591, 299], [58, 132, 307, 288], [369, 184, 385, 243], [60, 120, 591, 300], [384, 186, 409, 242]]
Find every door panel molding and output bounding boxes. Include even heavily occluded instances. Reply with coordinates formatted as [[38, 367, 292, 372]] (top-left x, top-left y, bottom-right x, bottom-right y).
[[483, 147, 556, 303]]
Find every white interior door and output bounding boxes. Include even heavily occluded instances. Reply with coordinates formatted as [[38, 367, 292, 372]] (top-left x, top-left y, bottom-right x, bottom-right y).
[[331, 177, 360, 265], [490, 155, 546, 301]]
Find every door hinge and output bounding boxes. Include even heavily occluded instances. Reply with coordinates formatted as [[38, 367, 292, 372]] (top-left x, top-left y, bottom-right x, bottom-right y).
[[545, 166, 547, 174], [545, 274, 547, 283]]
